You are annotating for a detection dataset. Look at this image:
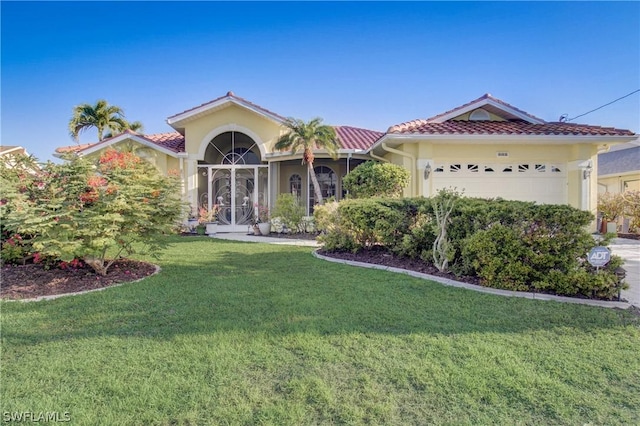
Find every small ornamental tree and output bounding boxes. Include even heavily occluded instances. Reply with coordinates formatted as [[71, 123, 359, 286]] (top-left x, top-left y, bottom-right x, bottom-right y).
[[342, 161, 410, 198], [621, 190, 640, 232], [3, 149, 184, 275], [0, 153, 41, 264]]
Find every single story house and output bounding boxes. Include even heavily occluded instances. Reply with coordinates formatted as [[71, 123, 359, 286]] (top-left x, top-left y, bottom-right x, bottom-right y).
[[598, 143, 640, 194], [56, 92, 637, 232]]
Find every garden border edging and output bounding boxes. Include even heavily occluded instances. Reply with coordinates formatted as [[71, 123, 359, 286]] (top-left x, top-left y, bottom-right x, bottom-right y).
[[312, 250, 630, 309], [2, 264, 162, 303]]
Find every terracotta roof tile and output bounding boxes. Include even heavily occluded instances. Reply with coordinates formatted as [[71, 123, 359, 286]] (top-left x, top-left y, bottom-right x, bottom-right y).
[[55, 142, 96, 154], [144, 132, 185, 152], [55, 132, 186, 155], [387, 119, 635, 137], [334, 126, 384, 150]]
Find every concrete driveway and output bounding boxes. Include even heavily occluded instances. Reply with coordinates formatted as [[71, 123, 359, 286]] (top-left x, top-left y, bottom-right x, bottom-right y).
[[610, 238, 640, 307]]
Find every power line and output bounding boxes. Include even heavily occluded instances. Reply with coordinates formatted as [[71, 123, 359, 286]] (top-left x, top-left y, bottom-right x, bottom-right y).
[[564, 89, 640, 122]]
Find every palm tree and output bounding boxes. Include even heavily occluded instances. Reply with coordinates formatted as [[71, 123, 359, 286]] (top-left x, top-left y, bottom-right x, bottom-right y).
[[103, 120, 145, 139], [68, 100, 129, 142], [275, 117, 339, 205]]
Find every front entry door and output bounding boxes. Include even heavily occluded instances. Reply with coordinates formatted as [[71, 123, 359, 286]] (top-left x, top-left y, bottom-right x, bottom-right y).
[[200, 166, 268, 232]]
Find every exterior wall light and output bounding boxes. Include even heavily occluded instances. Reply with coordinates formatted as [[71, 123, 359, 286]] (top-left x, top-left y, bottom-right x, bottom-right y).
[[583, 163, 593, 180], [424, 163, 432, 180]]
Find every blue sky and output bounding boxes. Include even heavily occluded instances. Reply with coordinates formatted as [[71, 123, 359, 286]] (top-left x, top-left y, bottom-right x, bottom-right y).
[[2, 1, 639, 162]]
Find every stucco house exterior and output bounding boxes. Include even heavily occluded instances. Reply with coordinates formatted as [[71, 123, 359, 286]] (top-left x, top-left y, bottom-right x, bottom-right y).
[[598, 143, 640, 194], [55, 92, 637, 232]]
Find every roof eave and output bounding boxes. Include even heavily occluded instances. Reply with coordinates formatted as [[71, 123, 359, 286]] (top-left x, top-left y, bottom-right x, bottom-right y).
[[368, 133, 637, 154], [71, 134, 181, 158], [166, 97, 286, 130]]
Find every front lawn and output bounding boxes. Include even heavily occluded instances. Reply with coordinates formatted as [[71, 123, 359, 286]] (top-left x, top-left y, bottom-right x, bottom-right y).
[[1, 236, 639, 425]]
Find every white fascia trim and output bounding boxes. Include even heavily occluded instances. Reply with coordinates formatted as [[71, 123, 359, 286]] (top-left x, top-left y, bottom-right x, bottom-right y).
[[264, 149, 365, 160], [373, 134, 637, 146], [1, 146, 27, 156], [81, 134, 180, 158], [598, 170, 640, 179], [167, 98, 285, 128], [431, 98, 545, 124]]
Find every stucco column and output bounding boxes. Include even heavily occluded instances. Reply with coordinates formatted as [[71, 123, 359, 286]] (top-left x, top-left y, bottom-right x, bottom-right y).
[[185, 155, 199, 210], [417, 159, 433, 197], [269, 162, 279, 209]]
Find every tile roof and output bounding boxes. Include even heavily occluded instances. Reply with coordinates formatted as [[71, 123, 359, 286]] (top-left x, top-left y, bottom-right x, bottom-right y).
[[167, 91, 287, 123], [598, 146, 640, 175], [387, 119, 636, 137], [55, 131, 186, 155], [144, 132, 185, 152], [334, 126, 384, 150], [55, 142, 96, 154]]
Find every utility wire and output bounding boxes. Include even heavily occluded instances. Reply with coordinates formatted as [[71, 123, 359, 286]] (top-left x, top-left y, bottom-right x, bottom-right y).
[[566, 89, 640, 122]]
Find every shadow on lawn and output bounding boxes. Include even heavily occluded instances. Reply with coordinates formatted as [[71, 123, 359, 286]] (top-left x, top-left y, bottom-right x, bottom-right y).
[[3, 238, 638, 345]]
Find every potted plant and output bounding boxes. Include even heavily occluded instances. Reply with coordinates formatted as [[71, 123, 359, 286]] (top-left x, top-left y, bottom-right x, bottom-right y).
[[187, 207, 199, 234], [199, 204, 220, 236], [598, 193, 623, 234], [254, 203, 271, 235]]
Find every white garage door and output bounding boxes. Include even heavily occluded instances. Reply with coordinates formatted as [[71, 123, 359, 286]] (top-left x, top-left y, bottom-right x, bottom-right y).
[[431, 162, 567, 204]]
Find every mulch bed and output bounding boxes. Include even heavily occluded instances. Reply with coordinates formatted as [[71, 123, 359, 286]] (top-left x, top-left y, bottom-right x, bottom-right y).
[[617, 233, 640, 241], [318, 246, 482, 286], [1, 259, 157, 301]]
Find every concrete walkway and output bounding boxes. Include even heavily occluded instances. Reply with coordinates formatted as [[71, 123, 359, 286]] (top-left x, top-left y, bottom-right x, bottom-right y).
[[610, 238, 640, 307], [212, 232, 320, 247]]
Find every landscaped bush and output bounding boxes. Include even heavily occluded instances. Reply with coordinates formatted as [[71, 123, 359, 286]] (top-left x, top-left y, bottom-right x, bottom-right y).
[[320, 195, 626, 300], [315, 198, 411, 252], [2, 150, 184, 275], [272, 193, 306, 233], [342, 161, 410, 198]]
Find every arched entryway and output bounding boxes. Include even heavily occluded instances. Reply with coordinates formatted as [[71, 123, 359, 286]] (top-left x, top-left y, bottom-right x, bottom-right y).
[[197, 131, 269, 232]]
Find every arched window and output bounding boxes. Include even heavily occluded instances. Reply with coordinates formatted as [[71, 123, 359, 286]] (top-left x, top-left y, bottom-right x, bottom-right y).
[[469, 108, 491, 121], [200, 131, 262, 165], [221, 147, 260, 165], [309, 166, 336, 209], [289, 174, 302, 197]]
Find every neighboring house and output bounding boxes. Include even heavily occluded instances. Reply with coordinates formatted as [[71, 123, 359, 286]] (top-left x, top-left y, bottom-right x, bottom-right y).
[[0, 146, 28, 157], [598, 143, 640, 194], [55, 92, 637, 232], [1, 145, 38, 170]]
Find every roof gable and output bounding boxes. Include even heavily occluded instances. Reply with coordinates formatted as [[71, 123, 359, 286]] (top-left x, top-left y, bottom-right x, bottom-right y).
[[166, 91, 287, 130], [426, 93, 546, 124], [385, 94, 636, 138], [55, 130, 185, 158]]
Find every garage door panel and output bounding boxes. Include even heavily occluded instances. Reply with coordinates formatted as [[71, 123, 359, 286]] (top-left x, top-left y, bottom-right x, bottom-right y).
[[431, 162, 567, 204]]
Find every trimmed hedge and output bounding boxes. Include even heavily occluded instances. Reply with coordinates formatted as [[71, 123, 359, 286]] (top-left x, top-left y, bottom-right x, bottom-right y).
[[316, 196, 626, 300], [342, 161, 410, 198]]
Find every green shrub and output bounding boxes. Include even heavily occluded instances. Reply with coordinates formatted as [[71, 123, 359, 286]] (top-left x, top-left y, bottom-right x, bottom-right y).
[[320, 194, 624, 299], [272, 193, 306, 233], [343, 161, 410, 198], [463, 224, 537, 291], [316, 199, 408, 252]]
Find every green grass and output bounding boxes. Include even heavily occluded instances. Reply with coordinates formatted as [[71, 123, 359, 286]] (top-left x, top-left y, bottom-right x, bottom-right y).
[[2, 236, 639, 425]]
